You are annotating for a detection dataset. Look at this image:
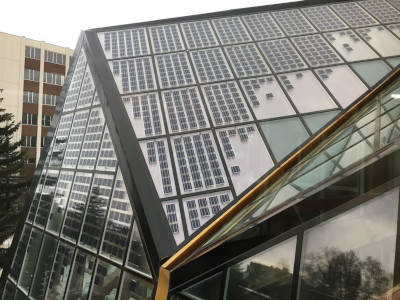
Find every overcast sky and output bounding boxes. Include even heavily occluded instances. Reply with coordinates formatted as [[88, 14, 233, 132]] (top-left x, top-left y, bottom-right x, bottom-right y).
[[1, 0, 296, 50]]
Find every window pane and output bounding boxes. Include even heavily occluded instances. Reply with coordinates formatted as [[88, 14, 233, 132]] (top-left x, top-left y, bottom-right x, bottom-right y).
[[46, 242, 75, 299], [89, 259, 121, 299], [225, 237, 297, 300], [183, 272, 222, 300], [65, 250, 96, 300], [18, 228, 44, 292], [351, 60, 391, 87], [29, 234, 58, 299], [118, 272, 153, 300], [298, 187, 399, 299], [261, 117, 309, 161]]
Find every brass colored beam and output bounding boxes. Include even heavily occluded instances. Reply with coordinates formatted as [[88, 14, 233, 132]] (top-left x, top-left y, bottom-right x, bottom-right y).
[[155, 267, 170, 300], [157, 67, 400, 295]]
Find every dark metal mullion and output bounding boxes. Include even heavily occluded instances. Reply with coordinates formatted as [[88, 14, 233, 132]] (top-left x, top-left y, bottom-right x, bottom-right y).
[[218, 269, 228, 300], [290, 232, 304, 300]]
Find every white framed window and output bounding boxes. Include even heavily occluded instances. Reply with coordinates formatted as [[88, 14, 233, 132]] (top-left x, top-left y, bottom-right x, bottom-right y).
[[25, 46, 41, 60], [22, 135, 37, 147], [43, 93, 58, 106], [44, 50, 66, 65], [22, 113, 38, 125], [23, 91, 39, 104], [42, 114, 52, 126], [24, 69, 40, 82], [43, 72, 64, 86]]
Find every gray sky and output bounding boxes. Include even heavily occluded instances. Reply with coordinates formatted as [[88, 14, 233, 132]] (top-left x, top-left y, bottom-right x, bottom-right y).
[[2, 0, 296, 50]]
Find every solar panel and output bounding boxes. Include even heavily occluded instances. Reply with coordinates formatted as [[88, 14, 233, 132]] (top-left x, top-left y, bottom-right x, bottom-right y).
[[225, 43, 270, 78], [212, 17, 252, 45], [165, 203, 179, 234], [149, 24, 185, 53], [78, 108, 105, 170], [112, 57, 156, 93], [209, 196, 221, 214], [259, 39, 306, 72], [63, 51, 87, 112], [181, 20, 219, 49], [190, 48, 233, 83], [186, 200, 201, 230], [302, 6, 348, 32], [219, 130, 235, 158], [272, 9, 317, 36], [202, 82, 252, 126], [358, 0, 400, 24], [331, 2, 379, 27], [292, 34, 343, 67], [155, 52, 195, 88], [162, 87, 208, 133], [242, 13, 284, 41]]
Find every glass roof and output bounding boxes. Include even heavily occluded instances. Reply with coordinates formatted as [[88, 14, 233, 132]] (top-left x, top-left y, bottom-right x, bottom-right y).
[[192, 75, 400, 257], [96, 0, 400, 244]]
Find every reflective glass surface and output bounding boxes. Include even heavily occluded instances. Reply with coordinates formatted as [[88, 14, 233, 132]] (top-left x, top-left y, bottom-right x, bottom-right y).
[[183, 272, 223, 300], [225, 237, 296, 300], [298, 188, 398, 299], [118, 272, 153, 300]]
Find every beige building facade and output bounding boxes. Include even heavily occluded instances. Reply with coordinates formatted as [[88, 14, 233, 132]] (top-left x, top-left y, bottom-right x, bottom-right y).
[[0, 32, 74, 177]]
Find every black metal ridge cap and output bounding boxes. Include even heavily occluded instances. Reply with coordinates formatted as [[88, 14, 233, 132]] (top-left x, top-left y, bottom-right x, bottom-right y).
[[86, 0, 348, 33]]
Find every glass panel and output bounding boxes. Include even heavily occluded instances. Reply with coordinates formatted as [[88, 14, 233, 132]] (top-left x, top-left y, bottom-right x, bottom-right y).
[[14, 289, 27, 299], [387, 57, 400, 68], [298, 188, 398, 299], [225, 237, 297, 300], [351, 60, 392, 87], [277, 70, 337, 113], [118, 272, 153, 300], [261, 117, 310, 162], [34, 170, 60, 228], [100, 170, 132, 263], [9, 225, 31, 281], [316, 65, 368, 109], [47, 171, 74, 234], [183, 272, 222, 300], [126, 221, 151, 276], [95, 126, 118, 172], [18, 228, 44, 293], [89, 259, 121, 300], [65, 249, 96, 300], [46, 242, 75, 299], [29, 234, 58, 299], [79, 174, 114, 252], [303, 110, 340, 134], [2, 280, 16, 300]]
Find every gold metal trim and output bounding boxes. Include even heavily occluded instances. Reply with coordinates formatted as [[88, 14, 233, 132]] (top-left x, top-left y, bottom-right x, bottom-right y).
[[157, 68, 400, 296], [155, 267, 170, 300]]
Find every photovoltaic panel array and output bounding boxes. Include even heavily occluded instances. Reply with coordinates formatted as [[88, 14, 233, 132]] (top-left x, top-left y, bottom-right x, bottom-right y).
[[181, 20, 219, 49], [224, 43, 270, 78], [242, 13, 284, 41], [101, 28, 150, 59], [259, 39, 306, 72], [331, 2, 379, 27], [155, 52, 195, 88], [359, 0, 400, 24], [302, 6, 348, 32], [149, 24, 185, 53], [212, 17, 252, 45], [272, 9, 317, 36]]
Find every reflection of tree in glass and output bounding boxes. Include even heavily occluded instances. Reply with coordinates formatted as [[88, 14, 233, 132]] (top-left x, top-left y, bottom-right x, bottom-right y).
[[227, 259, 292, 299], [300, 247, 390, 300]]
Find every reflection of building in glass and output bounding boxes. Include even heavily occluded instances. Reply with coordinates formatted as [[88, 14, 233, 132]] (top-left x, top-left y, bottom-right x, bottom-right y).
[[1, 0, 400, 299]]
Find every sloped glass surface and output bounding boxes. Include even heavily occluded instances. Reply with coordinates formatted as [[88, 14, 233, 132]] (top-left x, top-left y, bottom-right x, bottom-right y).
[[224, 236, 296, 300], [298, 188, 398, 299], [7, 47, 154, 298], [195, 75, 400, 256], [118, 272, 153, 300], [303, 110, 340, 134], [261, 117, 310, 161], [351, 60, 392, 87], [182, 272, 223, 300]]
